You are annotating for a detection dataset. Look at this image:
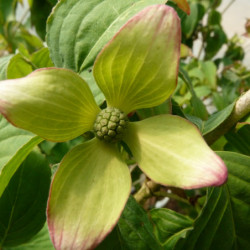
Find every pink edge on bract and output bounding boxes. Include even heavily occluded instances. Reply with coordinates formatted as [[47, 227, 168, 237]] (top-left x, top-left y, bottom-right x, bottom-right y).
[[0, 99, 9, 119], [47, 174, 130, 250], [124, 115, 228, 190], [47, 192, 130, 250], [182, 153, 228, 190], [100, 4, 181, 76], [174, 116, 228, 189], [139, 151, 228, 190], [47, 139, 131, 250], [0, 99, 19, 129], [28, 67, 74, 75], [0, 68, 55, 126], [178, 118, 228, 190], [141, 153, 228, 190], [207, 152, 228, 187]]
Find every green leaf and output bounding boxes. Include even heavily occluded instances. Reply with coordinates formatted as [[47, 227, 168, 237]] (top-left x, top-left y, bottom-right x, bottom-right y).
[[194, 86, 211, 98], [181, 3, 199, 38], [97, 196, 165, 250], [30, 0, 55, 39], [80, 68, 105, 106], [188, 67, 204, 83], [7, 53, 33, 79], [179, 67, 208, 120], [47, 139, 131, 249], [6, 48, 54, 79], [0, 68, 100, 141], [203, 102, 235, 135], [40, 136, 85, 165], [207, 10, 222, 26], [225, 125, 250, 156], [4, 224, 54, 250], [0, 0, 16, 24], [96, 226, 128, 250], [176, 152, 250, 249], [118, 196, 162, 250], [5, 21, 43, 54], [199, 61, 217, 89], [124, 115, 227, 189], [30, 47, 54, 69], [0, 151, 51, 247], [0, 55, 13, 80], [205, 25, 227, 60], [94, 5, 180, 114], [150, 208, 193, 248], [47, 0, 167, 72], [184, 114, 203, 131], [190, 95, 208, 120], [180, 43, 192, 58], [0, 116, 43, 197]]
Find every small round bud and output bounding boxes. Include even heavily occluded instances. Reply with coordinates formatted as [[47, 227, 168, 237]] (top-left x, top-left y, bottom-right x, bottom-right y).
[[93, 107, 129, 143]]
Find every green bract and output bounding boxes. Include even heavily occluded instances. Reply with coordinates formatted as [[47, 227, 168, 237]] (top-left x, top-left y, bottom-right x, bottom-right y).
[[0, 5, 228, 250]]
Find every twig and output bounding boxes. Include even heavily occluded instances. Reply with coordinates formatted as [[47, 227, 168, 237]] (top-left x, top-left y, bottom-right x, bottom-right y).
[[134, 180, 190, 206], [197, 37, 204, 60], [204, 90, 250, 145], [134, 180, 160, 204], [153, 191, 190, 205], [221, 0, 236, 15], [11, 8, 30, 37]]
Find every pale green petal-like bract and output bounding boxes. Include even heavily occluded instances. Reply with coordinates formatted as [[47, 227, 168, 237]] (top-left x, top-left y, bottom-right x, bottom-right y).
[[124, 115, 227, 189], [0, 68, 100, 142], [47, 138, 131, 249], [93, 5, 180, 114]]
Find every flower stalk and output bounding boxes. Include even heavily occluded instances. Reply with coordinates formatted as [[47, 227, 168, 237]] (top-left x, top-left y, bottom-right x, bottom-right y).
[[205, 90, 250, 145]]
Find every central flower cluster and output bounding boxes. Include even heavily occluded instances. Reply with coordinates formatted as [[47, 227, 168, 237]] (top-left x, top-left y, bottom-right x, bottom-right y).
[[93, 107, 129, 143]]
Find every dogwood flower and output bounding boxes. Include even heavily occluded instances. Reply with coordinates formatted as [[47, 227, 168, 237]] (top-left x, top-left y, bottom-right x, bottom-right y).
[[0, 5, 227, 250]]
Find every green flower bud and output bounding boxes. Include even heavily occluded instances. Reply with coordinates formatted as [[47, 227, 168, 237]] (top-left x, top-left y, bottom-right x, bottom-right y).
[[93, 107, 129, 143]]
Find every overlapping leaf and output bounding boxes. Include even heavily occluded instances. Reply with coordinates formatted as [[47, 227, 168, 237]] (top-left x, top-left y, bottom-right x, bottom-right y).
[[150, 208, 193, 248], [0, 152, 51, 247], [47, 0, 167, 72], [175, 152, 250, 249], [4, 224, 54, 250], [0, 116, 42, 197], [118, 196, 162, 250]]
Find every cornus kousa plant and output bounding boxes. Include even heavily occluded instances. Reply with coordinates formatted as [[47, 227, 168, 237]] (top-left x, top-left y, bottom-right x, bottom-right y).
[[0, 4, 228, 250]]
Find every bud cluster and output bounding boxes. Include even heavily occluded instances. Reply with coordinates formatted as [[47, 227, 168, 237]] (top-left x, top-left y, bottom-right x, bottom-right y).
[[93, 107, 129, 143]]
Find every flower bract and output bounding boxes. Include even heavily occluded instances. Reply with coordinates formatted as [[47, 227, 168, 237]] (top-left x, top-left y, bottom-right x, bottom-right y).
[[0, 5, 227, 250]]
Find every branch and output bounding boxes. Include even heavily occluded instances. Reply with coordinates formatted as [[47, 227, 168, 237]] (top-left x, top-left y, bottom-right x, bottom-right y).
[[134, 180, 190, 205], [221, 0, 236, 14], [134, 180, 159, 204], [205, 90, 250, 145]]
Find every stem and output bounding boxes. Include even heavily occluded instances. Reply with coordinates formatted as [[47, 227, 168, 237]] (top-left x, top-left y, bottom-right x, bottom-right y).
[[11, 8, 30, 37], [205, 90, 250, 145], [134, 180, 190, 206], [134, 180, 159, 204], [153, 191, 190, 205], [221, 0, 236, 15], [197, 37, 204, 60]]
